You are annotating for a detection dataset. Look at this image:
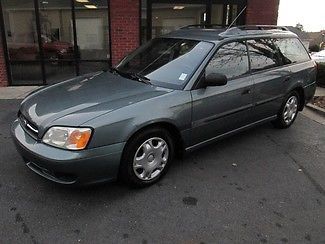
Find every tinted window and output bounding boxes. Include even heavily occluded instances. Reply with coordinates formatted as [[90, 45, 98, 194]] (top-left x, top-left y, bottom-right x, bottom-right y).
[[247, 39, 283, 72], [274, 38, 310, 64], [206, 41, 249, 79]]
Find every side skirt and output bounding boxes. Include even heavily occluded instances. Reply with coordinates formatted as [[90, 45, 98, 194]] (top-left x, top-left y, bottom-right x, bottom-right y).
[[185, 115, 277, 153]]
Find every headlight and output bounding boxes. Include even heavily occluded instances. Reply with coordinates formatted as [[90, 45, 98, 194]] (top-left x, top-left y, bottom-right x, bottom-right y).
[[42, 127, 92, 150]]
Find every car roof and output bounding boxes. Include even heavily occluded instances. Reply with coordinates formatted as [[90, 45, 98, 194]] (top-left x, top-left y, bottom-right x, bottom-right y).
[[163, 25, 299, 42]]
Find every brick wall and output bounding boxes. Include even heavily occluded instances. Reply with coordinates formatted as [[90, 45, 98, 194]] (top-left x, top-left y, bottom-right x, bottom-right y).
[[110, 0, 140, 66], [246, 0, 279, 25], [0, 34, 8, 87]]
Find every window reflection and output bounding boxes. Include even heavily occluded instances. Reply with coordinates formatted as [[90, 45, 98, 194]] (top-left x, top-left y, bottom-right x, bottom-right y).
[[206, 42, 249, 79], [39, 0, 75, 62], [274, 38, 310, 64], [247, 39, 283, 72]]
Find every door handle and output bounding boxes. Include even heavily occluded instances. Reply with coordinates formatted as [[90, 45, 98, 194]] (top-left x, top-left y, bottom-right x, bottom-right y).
[[242, 89, 251, 95]]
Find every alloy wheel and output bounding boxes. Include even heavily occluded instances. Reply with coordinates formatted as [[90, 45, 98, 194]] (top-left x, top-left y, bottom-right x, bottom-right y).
[[283, 95, 298, 124]]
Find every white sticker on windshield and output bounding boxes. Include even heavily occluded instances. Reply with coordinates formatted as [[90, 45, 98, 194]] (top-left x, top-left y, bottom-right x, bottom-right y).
[[179, 73, 188, 81]]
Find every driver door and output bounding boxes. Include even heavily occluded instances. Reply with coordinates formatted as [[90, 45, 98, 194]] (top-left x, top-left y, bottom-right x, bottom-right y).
[[190, 41, 254, 146]]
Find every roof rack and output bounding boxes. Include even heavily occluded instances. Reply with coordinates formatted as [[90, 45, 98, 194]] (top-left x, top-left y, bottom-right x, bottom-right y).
[[180, 24, 225, 29], [180, 24, 289, 31], [232, 25, 289, 31]]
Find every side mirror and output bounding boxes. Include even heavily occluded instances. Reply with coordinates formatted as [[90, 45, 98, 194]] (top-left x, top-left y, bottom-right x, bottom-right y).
[[204, 73, 228, 87]]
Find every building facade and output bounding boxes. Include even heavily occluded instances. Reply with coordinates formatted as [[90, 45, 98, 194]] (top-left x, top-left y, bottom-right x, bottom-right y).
[[0, 0, 279, 87]]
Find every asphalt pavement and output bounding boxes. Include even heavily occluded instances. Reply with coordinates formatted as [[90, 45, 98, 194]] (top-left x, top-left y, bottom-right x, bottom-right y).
[[0, 99, 324, 244]]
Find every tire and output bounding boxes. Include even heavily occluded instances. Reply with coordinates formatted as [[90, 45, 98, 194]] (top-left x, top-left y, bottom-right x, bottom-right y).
[[272, 91, 300, 129], [119, 127, 175, 187]]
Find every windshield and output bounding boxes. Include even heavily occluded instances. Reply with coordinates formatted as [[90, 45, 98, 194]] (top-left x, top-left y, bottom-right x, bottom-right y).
[[116, 38, 214, 89]]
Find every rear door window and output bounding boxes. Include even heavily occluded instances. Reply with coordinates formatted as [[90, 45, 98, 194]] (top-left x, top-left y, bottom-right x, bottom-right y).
[[205, 41, 249, 80], [247, 39, 283, 72], [274, 38, 310, 64]]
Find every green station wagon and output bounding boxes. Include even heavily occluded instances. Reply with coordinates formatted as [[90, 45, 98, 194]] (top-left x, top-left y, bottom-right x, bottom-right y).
[[12, 25, 317, 187]]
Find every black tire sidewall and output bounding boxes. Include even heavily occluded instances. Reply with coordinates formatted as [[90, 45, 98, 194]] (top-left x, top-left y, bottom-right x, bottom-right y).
[[120, 128, 174, 187]]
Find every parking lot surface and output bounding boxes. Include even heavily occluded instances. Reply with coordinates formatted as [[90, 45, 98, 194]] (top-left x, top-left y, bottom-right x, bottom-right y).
[[0, 99, 325, 244]]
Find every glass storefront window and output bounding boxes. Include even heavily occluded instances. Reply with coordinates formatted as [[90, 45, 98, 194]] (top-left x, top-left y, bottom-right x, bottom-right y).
[[151, 3, 206, 38], [1, 0, 110, 85], [211, 4, 224, 25], [38, 0, 76, 83], [2, 0, 39, 61], [75, 0, 109, 61], [1, 0, 43, 85], [211, 3, 240, 26]]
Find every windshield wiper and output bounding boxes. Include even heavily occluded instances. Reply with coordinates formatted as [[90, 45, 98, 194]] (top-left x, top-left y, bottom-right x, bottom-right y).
[[129, 73, 152, 85], [108, 68, 151, 85], [108, 67, 123, 76]]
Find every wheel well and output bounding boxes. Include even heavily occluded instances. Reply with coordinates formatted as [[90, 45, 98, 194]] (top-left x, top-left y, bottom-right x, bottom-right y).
[[126, 122, 185, 157], [292, 87, 305, 111]]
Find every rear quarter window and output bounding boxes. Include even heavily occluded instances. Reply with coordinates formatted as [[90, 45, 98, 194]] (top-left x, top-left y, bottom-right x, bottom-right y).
[[274, 38, 310, 64]]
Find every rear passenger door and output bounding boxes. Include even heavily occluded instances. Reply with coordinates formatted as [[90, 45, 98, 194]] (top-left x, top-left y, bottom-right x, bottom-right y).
[[247, 38, 291, 121]]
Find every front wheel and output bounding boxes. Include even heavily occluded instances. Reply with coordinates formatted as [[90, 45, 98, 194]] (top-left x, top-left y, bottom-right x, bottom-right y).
[[272, 91, 300, 129], [120, 128, 174, 187]]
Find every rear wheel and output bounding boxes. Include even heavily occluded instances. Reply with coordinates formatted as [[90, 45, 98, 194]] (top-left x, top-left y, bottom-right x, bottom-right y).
[[120, 127, 174, 187], [272, 91, 300, 129]]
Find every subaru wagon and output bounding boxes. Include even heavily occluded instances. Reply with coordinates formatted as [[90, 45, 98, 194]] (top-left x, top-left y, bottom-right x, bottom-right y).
[[12, 25, 317, 187]]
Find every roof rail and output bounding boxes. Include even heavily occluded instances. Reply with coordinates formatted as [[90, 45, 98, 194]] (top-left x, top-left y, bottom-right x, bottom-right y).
[[180, 24, 225, 29], [235, 25, 289, 31], [180, 24, 289, 31]]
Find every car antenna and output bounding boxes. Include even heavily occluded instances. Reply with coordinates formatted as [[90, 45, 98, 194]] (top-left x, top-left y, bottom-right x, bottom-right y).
[[226, 6, 247, 31]]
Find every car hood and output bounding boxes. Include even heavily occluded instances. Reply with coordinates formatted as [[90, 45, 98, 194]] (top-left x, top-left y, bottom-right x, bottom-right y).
[[20, 71, 172, 134]]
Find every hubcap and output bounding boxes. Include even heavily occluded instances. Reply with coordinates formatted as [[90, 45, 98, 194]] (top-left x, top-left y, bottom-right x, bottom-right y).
[[283, 96, 298, 124], [133, 137, 169, 181]]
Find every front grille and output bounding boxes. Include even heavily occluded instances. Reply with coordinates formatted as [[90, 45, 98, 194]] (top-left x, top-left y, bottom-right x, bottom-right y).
[[19, 113, 39, 139]]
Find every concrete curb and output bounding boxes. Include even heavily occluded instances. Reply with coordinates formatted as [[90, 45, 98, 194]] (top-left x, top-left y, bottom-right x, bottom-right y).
[[306, 103, 325, 117]]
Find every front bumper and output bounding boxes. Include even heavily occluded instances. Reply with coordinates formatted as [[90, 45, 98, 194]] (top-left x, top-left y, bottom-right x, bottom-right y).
[[11, 119, 125, 185]]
